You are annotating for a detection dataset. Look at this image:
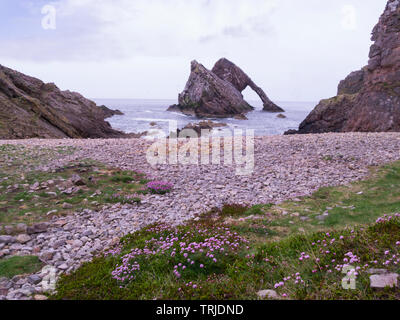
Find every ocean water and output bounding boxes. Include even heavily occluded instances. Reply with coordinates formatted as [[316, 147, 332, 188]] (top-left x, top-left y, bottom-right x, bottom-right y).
[[93, 99, 315, 138]]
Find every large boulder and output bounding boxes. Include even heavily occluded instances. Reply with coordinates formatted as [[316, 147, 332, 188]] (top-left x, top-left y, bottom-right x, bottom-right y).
[[0, 65, 125, 139], [212, 58, 283, 112], [287, 0, 400, 134], [168, 59, 282, 118]]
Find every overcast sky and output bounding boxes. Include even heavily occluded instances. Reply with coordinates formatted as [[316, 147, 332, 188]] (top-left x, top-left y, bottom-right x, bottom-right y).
[[0, 0, 387, 102]]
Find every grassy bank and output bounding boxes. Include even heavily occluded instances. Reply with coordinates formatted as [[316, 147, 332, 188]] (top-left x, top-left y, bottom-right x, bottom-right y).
[[52, 161, 400, 300]]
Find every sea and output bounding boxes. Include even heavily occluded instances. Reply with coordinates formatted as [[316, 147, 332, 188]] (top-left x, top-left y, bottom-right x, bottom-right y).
[[93, 99, 316, 138]]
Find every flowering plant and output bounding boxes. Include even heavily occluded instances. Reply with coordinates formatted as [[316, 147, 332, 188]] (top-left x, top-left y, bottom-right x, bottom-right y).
[[147, 181, 173, 194], [110, 223, 248, 287]]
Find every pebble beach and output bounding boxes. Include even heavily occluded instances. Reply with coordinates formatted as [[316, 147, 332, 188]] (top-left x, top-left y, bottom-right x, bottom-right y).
[[1, 132, 400, 300]]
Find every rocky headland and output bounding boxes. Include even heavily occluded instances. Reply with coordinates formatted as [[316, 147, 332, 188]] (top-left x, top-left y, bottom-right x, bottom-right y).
[[168, 58, 282, 118], [287, 0, 400, 134], [0, 65, 125, 139]]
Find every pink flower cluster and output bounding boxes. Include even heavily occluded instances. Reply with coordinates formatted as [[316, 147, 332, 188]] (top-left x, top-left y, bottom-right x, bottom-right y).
[[274, 272, 305, 289], [147, 181, 173, 194], [111, 224, 248, 285], [376, 213, 400, 223]]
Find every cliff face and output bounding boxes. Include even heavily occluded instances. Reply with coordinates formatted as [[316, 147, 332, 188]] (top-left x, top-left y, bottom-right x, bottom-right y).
[[0, 65, 125, 139], [168, 58, 282, 118], [289, 0, 400, 134]]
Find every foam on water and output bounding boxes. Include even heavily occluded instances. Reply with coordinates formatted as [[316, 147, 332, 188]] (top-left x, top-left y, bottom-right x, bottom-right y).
[[94, 99, 315, 137]]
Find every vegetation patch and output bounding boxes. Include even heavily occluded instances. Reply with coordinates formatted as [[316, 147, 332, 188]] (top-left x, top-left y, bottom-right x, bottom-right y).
[[52, 161, 400, 300], [146, 181, 174, 195], [52, 212, 400, 300], [0, 256, 43, 278], [0, 145, 147, 227]]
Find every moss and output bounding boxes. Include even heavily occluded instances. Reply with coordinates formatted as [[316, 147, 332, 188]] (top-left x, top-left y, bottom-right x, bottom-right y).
[[0, 256, 43, 278]]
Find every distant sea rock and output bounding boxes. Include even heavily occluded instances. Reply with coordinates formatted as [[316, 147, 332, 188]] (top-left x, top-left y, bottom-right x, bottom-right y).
[[0, 64, 125, 139], [212, 58, 284, 113], [99, 105, 124, 119], [174, 120, 228, 137], [286, 0, 400, 135], [168, 58, 282, 118]]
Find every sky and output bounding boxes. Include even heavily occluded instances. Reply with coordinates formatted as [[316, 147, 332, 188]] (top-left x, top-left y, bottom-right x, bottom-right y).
[[0, 0, 388, 102]]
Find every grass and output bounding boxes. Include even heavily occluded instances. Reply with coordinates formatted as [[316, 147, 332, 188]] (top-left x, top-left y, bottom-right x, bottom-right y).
[[0, 145, 147, 227], [52, 212, 400, 300], [0, 256, 43, 278], [261, 161, 400, 240]]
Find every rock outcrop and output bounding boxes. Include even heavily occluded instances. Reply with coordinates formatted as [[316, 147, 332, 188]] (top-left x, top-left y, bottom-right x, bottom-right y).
[[175, 120, 228, 137], [212, 58, 284, 112], [168, 59, 282, 118], [0, 64, 125, 139], [287, 0, 400, 135], [99, 105, 124, 119]]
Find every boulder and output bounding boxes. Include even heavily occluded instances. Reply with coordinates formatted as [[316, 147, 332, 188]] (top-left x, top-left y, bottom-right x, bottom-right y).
[[0, 235, 16, 244], [71, 174, 85, 186], [16, 234, 31, 244], [370, 273, 398, 288], [27, 223, 49, 235], [0, 65, 125, 139], [176, 120, 228, 137], [287, 0, 400, 134]]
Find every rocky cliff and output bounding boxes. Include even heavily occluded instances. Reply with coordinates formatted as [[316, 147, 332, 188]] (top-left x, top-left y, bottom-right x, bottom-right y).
[[0, 64, 125, 139], [287, 0, 400, 134], [168, 58, 282, 118]]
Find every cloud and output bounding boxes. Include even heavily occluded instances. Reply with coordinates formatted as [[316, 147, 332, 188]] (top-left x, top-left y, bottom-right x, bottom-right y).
[[0, 0, 277, 61]]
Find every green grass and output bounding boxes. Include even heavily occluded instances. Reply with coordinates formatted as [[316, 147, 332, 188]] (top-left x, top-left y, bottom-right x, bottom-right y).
[[0, 256, 43, 278], [52, 212, 400, 300], [52, 160, 400, 300], [258, 161, 400, 240]]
